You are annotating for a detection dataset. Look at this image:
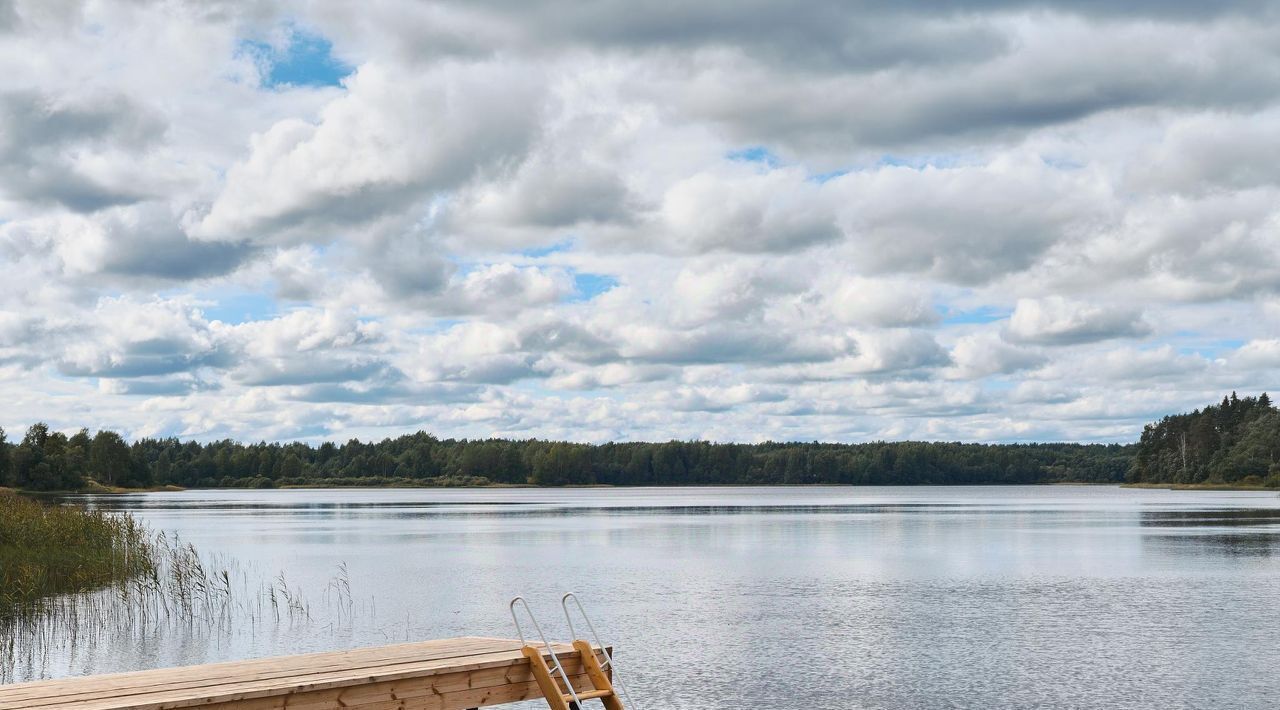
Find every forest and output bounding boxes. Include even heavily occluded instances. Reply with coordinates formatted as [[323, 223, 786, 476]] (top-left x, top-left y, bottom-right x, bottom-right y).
[[1129, 392, 1280, 486], [0, 393, 1271, 491], [0, 424, 1129, 491]]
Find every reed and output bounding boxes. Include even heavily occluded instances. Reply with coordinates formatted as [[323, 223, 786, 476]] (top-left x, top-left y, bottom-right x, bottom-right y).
[[0, 495, 338, 683], [0, 494, 154, 610]]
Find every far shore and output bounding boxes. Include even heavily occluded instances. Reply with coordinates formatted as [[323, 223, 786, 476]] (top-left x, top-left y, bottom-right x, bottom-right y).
[[2, 482, 187, 496], [8, 481, 1279, 496], [1122, 482, 1279, 492]]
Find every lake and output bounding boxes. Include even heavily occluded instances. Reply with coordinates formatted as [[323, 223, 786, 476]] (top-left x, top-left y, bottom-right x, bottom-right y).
[[15, 485, 1280, 709]]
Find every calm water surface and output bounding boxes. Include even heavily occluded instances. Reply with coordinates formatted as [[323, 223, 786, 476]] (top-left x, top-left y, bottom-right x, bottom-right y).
[[25, 486, 1280, 708]]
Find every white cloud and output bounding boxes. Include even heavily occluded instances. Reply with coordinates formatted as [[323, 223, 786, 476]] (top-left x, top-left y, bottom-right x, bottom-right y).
[[654, 166, 839, 253], [0, 0, 1277, 445], [57, 297, 228, 378], [825, 277, 939, 328], [1232, 339, 1280, 369], [948, 333, 1046, 379], [1129, 109, 1280, 195], [196, 60, 544, 243], [1006, 296, 1151, 345], [828, 154, 1112, 285]]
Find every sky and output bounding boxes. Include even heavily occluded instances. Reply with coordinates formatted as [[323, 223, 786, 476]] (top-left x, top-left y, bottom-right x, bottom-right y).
[[1, 0, 1279, 445]]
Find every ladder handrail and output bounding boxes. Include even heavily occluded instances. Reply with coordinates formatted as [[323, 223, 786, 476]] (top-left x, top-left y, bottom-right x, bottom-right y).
[[510, 596, 585, 708], [561, 592, 640, 710]]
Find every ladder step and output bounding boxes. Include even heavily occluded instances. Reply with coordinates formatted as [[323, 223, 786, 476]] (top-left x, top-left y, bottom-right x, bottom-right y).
[[562, 689, 614, 701]]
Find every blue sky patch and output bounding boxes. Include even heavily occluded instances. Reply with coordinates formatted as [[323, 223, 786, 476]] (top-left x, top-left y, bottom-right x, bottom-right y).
[[809, 168, 849, 183], [1177, 338, 1245, 358], [941, 305, 1011, 325], [1041, 155, 1085, 170], [521, 239, 575, 258], [199, 291, 279, 324], [239, 26, 352, 89], [727, 146, 781, 167], [569, 272, 619, 302], [982, 378, 1017, 392], [878, 153, 981, 171], [811, 153, 975, 182], [403, 318, 466, 336]]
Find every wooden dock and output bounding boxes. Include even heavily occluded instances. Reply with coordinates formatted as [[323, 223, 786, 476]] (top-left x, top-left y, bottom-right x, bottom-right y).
[[0, 637, 611, 710]]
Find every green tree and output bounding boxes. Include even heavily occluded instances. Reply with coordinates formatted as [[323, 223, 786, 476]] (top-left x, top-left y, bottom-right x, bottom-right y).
[[280, 452, 303, 479], [154, 450, 172, 483], [1212, 412, 1280, 482], [69, 428, 92, 460], [23, 422, 49, 449], [90, 430, 132, 486], [531, 443, 593, 486], [0, 427, 10, 487], [14, 424, 51, 490]]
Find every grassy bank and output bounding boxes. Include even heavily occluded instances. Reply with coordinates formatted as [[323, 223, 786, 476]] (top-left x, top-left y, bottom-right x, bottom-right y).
[[0, 494, 154, 610]]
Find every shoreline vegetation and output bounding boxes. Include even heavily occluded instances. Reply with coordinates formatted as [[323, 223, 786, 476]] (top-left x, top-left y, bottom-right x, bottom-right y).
[[0, 494, 152, 609], [0, 393, 1275, 493], [1128, 392, 1280, 488], [0, 491, 345, 683], [1121, 482, 1277, 492], [0, 430, 1136, 491]]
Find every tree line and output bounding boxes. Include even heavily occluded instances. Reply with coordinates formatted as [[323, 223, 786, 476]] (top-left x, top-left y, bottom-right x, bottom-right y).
[[0, 422, 1135, 491], [1129, 392, 1280, 486], [11, 392, 1271, 491]]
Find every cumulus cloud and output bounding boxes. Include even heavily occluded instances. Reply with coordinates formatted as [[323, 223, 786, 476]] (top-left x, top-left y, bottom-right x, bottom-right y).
[[660, 384, 788, 413], [1232, 339, 1280, 369], [220, 308, 394, 389], [825, 277, 939, 328], [1075, 345, 1209, 382], [829, 155, 1111, 285], [666, 16, 1280, 154], [437, 140, 638, 242], [668, 259, 803, 325], [56, 298, 229, 378], [411, 322, 539, 385], [0, 90, 163, 211], [196, 60, 543, 243], [99, 375, 218, 397], [775, 329, 950, 381], [617, 324, 852, 366], [1129, 110, 1280, 195], [546, 362, 673, 390], [2, 0, 1279, 444], [948, 333, 1046, 379], [655, 166, 839, 253], [2, 205, 251, 283], [1006, 296, 1151, 345]]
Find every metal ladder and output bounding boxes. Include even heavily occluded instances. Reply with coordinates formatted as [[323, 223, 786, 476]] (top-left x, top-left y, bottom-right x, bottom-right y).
[[509, 594, 639, 710]]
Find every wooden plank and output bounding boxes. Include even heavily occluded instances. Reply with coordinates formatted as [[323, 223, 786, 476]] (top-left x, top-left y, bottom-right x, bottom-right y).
[[521, 646, 571, 710], [202, 667, 602, 710], [2, 644, 609, 710], [1, 638, 520, 703], [1, 638, 524, 705], [200, 650, 607, 710], [573, 640, 623, 710], [10, 651, 526, 710], [9, 650, 531, 710]]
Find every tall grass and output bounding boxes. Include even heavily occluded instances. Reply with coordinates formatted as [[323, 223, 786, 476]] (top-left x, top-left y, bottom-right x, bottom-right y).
[[0, 495, 349, 683], [0, 494, 152, 610]]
